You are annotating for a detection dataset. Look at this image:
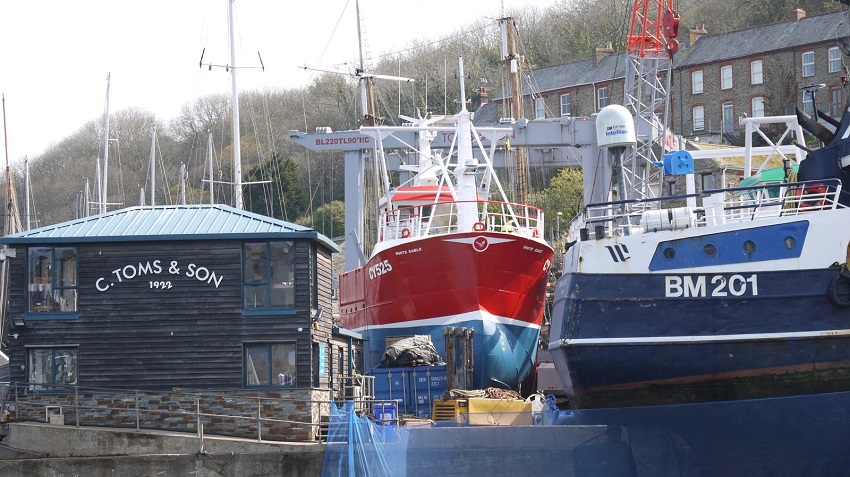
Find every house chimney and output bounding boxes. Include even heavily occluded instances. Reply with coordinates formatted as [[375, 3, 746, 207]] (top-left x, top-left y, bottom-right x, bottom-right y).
[[595, 42, 615, 65], [479, 86, 489, 106], [689, 24, 708, 46], [790, 8, 806, 21]]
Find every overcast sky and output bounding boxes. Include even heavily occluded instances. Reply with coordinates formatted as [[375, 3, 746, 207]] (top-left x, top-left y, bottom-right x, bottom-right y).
[[0, 0, 555, 164]]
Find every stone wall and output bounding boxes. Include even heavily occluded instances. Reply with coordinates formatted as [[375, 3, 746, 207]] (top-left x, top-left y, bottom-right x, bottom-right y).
[[3, 387, 331, 442]]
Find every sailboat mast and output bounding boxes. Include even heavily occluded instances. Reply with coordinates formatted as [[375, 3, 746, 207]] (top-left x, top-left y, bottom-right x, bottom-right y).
[[149, 128, 156, 206], [2, 94, 11, 235], [24, 157, 30, 231], [228, 0, 243, 210], [101, 73, 112, 214], [207, 130, 214, 204]]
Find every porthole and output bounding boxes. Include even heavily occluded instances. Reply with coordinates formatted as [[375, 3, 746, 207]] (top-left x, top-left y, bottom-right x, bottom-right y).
[[783, 236, 796, 250], [663, 247, 676, 259], [703, 244, 717, 257], [743, 240, 756, 253]]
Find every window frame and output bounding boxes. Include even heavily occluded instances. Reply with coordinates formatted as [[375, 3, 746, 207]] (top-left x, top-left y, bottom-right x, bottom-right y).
[[701, 173, 715, 192], [27, 246, 78, 316], [26, 346, 78, 391], [720, 65, 733, 90], [691, 70, 704, 94], [244, 342, 298, 388], [802, 51, 815, 77], [534, 97, 545, 119], [830, 86, 844, 118], [242, 240, 296, 314], [751, 96, 765, 117], [692, 105, 705, 131], [829, 47, 842, 74], [560, 93, 571, 116], [802, 91, 814, 116], [596, 87, 609, 110], [750, 60, 763, 85]]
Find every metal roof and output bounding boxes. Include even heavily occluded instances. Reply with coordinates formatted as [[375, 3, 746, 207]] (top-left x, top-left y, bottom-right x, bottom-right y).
[[0, 204, 340, 252]]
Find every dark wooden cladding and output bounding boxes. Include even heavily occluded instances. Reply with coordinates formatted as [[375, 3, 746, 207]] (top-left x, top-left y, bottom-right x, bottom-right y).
[[6, 238, 346, 391]]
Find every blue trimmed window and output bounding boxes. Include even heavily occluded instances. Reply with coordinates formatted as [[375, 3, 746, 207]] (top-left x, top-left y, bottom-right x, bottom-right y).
[[243, 241, 295, 310], [244, 343, 297, 388], [28, 247, 77, 314], [27, 346, 78, 390]]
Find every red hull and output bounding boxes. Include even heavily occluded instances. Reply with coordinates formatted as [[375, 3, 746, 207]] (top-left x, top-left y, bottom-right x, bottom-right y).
[[340, 232, 552, 332]]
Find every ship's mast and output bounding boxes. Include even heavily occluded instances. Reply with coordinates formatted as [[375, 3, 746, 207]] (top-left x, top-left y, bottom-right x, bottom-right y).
[[100, 73, 111, 214], [501, 11, 527, 203]]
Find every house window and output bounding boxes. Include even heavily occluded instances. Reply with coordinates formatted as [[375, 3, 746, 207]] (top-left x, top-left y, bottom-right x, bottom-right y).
[[667, 181, 677, 196], [701, 173, 715, 191], [560, 93, 571, 116], [750, 60, 763, 85], [692, 105, 705, 131], [243, 241, 295, 309], [722, 102, 735, 133], [802, 51, 815, 77], [597, 87, 609, 110], [752, 96, 765, 117], [28, 247, 77, 313], [721, 65, 733, 90], [535, 97, 545, 119], [829, 47, 842, 73], [831, 87, 844, 118], [27, 347, 78, 390], [244, 343, 297, 387], [691, 70, 704, 94], [802, 91, 814, 116]]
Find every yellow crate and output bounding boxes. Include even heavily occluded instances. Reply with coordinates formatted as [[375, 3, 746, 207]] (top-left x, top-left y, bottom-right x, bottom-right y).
[[467, 398, 532, 426], [432, 399, 468, 422]]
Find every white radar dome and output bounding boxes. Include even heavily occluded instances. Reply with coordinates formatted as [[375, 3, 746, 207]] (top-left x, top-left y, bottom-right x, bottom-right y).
[[596, 104, 636, 149]]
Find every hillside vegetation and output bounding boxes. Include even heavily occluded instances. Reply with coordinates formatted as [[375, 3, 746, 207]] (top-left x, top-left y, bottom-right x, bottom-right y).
[[6, 0, 842, 235]]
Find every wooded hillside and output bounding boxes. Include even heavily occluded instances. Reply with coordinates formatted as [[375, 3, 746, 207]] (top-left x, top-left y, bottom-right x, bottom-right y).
[[6, 0, 843, 234]]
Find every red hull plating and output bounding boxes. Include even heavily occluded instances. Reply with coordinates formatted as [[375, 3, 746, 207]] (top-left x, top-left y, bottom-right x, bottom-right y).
[[339, 232, 552, 331]]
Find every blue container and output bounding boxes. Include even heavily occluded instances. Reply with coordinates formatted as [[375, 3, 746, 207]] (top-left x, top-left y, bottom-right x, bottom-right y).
[[374, 402, 397, 425], [369, 366, 447, 419]]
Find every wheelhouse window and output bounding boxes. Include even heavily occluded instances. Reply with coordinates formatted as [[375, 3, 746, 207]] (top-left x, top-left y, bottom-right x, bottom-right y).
[[243, 241, 295, 309], [27, 347, 78, 390], [244, 343, 297, 387], [802, 51, 814, 77], [28, 247, 77, 313]]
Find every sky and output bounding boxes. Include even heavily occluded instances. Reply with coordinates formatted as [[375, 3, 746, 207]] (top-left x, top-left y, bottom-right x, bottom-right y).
[[0, 0, 557, 164]]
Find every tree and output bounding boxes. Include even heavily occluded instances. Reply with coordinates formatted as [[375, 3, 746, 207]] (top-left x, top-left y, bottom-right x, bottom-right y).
[[244, 153, 308, 222], [297, 200, 345, 240], [532, 167, 585, 242]]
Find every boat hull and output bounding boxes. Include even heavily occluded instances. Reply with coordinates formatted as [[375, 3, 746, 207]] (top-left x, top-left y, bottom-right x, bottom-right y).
[[340, 232, 553, 389], [550, 213, 850, 408]]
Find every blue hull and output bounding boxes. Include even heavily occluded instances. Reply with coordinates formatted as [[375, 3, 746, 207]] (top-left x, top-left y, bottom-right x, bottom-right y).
[[363, 320, 540, 390], [549, 266, 850, 407]]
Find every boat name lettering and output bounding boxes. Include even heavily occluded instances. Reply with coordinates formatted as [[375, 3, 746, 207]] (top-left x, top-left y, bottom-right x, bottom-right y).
[[523, 245, 545, 253], [664, 274, 758, 298], [315, 136, 370, 146], [394, 247, 422, 256], [95, 260, 224, 292], [368, 260, 393, 280]]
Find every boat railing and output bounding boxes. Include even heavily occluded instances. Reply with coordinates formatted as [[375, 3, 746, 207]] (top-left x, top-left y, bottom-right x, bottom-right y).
[[574, 179, 844, 240], [379, 200, 545, 242]]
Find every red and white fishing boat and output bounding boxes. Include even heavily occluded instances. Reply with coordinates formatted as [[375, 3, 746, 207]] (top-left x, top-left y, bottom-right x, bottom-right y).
[[339, 55, 553, 390]]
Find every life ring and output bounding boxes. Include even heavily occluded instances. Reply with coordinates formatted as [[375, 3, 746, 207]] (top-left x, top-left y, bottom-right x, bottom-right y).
[[828, 274, 850, 308], [473, 222, 486, 231], [401, 228, 411, 238]]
